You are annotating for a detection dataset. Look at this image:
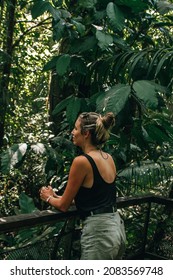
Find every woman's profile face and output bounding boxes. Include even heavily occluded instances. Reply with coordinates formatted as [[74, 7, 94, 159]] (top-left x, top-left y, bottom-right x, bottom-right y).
[[71, 118, 85, 147]]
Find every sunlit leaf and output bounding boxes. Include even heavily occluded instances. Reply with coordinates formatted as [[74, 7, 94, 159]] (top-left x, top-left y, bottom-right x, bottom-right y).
[[31, 143, 46, 154]]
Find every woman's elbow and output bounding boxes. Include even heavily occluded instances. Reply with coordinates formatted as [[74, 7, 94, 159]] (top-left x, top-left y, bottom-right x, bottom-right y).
[[58, 204, 69, 213]]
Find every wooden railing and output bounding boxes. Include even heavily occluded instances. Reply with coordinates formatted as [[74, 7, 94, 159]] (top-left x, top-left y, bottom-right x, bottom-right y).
[[0, 195, 173, 259]]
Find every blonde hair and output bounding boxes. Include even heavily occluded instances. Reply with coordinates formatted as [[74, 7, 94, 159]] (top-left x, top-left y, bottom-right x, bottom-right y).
[[79, 112, 115, 146]]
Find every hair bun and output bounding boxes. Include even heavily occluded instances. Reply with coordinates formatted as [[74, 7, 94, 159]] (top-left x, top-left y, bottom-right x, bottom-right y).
[[102, 112, 115, 129]]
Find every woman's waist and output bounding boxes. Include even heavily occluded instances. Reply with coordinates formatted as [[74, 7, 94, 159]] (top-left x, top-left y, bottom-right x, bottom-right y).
[[78, 204, 117, 220]]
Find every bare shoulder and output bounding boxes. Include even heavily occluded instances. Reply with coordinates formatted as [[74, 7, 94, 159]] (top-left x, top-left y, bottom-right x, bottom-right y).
[[72, 155, 89, 167], [108, 154, 116, 169]]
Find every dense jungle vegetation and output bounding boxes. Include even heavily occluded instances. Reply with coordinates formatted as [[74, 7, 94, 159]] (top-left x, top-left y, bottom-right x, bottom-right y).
[[0, 0, 173, 259]]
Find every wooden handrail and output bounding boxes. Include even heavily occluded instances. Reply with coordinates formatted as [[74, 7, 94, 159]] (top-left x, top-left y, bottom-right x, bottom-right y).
[[0, 195, 172, 233]]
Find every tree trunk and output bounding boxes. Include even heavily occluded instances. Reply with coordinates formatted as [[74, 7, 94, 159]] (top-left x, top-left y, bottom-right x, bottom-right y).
[[0, 0, 16, 148]]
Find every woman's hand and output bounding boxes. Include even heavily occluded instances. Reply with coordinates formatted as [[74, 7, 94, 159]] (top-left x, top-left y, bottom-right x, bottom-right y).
[[40, 186, 54, 202]]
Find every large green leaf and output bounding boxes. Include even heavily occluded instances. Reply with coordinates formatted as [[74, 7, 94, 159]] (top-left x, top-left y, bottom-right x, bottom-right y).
[[31, 0, 53, 19], [133, 80, 161, 109], [96, 30, 113, 50], [56, 54, 71, 76], [43, 56, 59, 71], [106, 2, 125, 31], [145, 124, 172, 145], [19, 193, 37, 214], [1, 143, 28, 174], [96, 84, 131, 114], [52, 95, 73, 115], [66, 96, 82, 127]]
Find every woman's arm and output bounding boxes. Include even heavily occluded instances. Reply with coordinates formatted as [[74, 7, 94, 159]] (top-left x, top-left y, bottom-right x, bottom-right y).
[[40, 156, 87, 212]]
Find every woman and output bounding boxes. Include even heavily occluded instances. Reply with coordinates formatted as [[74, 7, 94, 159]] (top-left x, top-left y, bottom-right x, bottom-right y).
[[40, 112, 126, 259]]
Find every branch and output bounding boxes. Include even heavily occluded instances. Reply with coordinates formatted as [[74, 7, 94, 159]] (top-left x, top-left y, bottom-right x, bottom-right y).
[[12, 17, 52, 50]]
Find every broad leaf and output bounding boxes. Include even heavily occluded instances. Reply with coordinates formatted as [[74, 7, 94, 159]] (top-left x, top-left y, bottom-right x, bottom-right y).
[[96, 84, 131, 114], [49, 6, 61, 21], [43, 56, 59, 71], [66, 97, 82, 127], [1, 143, 28, 174], [133, 80, 161, 109], [56, 54, 71, 76], [19, 193, 37, 214], [145, 124, 171, 145], [96, 30, 113, 50], [31, 143, 46, 154], [52, 95, 73, 115], [106, 2, 125, 31], [31, 0, 52, 19]]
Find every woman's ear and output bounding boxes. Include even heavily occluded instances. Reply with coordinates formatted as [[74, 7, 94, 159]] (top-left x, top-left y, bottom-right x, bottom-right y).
[[83, 130, 90, 138]]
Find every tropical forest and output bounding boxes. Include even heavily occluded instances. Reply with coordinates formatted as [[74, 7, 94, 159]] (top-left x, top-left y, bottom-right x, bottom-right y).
[[0, 0, 173, 260]]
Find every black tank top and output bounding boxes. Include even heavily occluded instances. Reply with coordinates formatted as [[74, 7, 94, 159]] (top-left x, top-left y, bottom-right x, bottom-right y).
[[74, 154, 116, 212]]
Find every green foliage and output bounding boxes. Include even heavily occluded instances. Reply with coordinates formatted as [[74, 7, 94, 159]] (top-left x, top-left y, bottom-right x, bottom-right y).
[[18, 193, 38, 214], [133, 80, 163, 110], [106, 2, 125, 32], [1, 144, 28, 174], [96, 84, 131, 114], [0, 0, 173, 200], [0, 0, 173, 259], [0, 193, 64, 259]]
